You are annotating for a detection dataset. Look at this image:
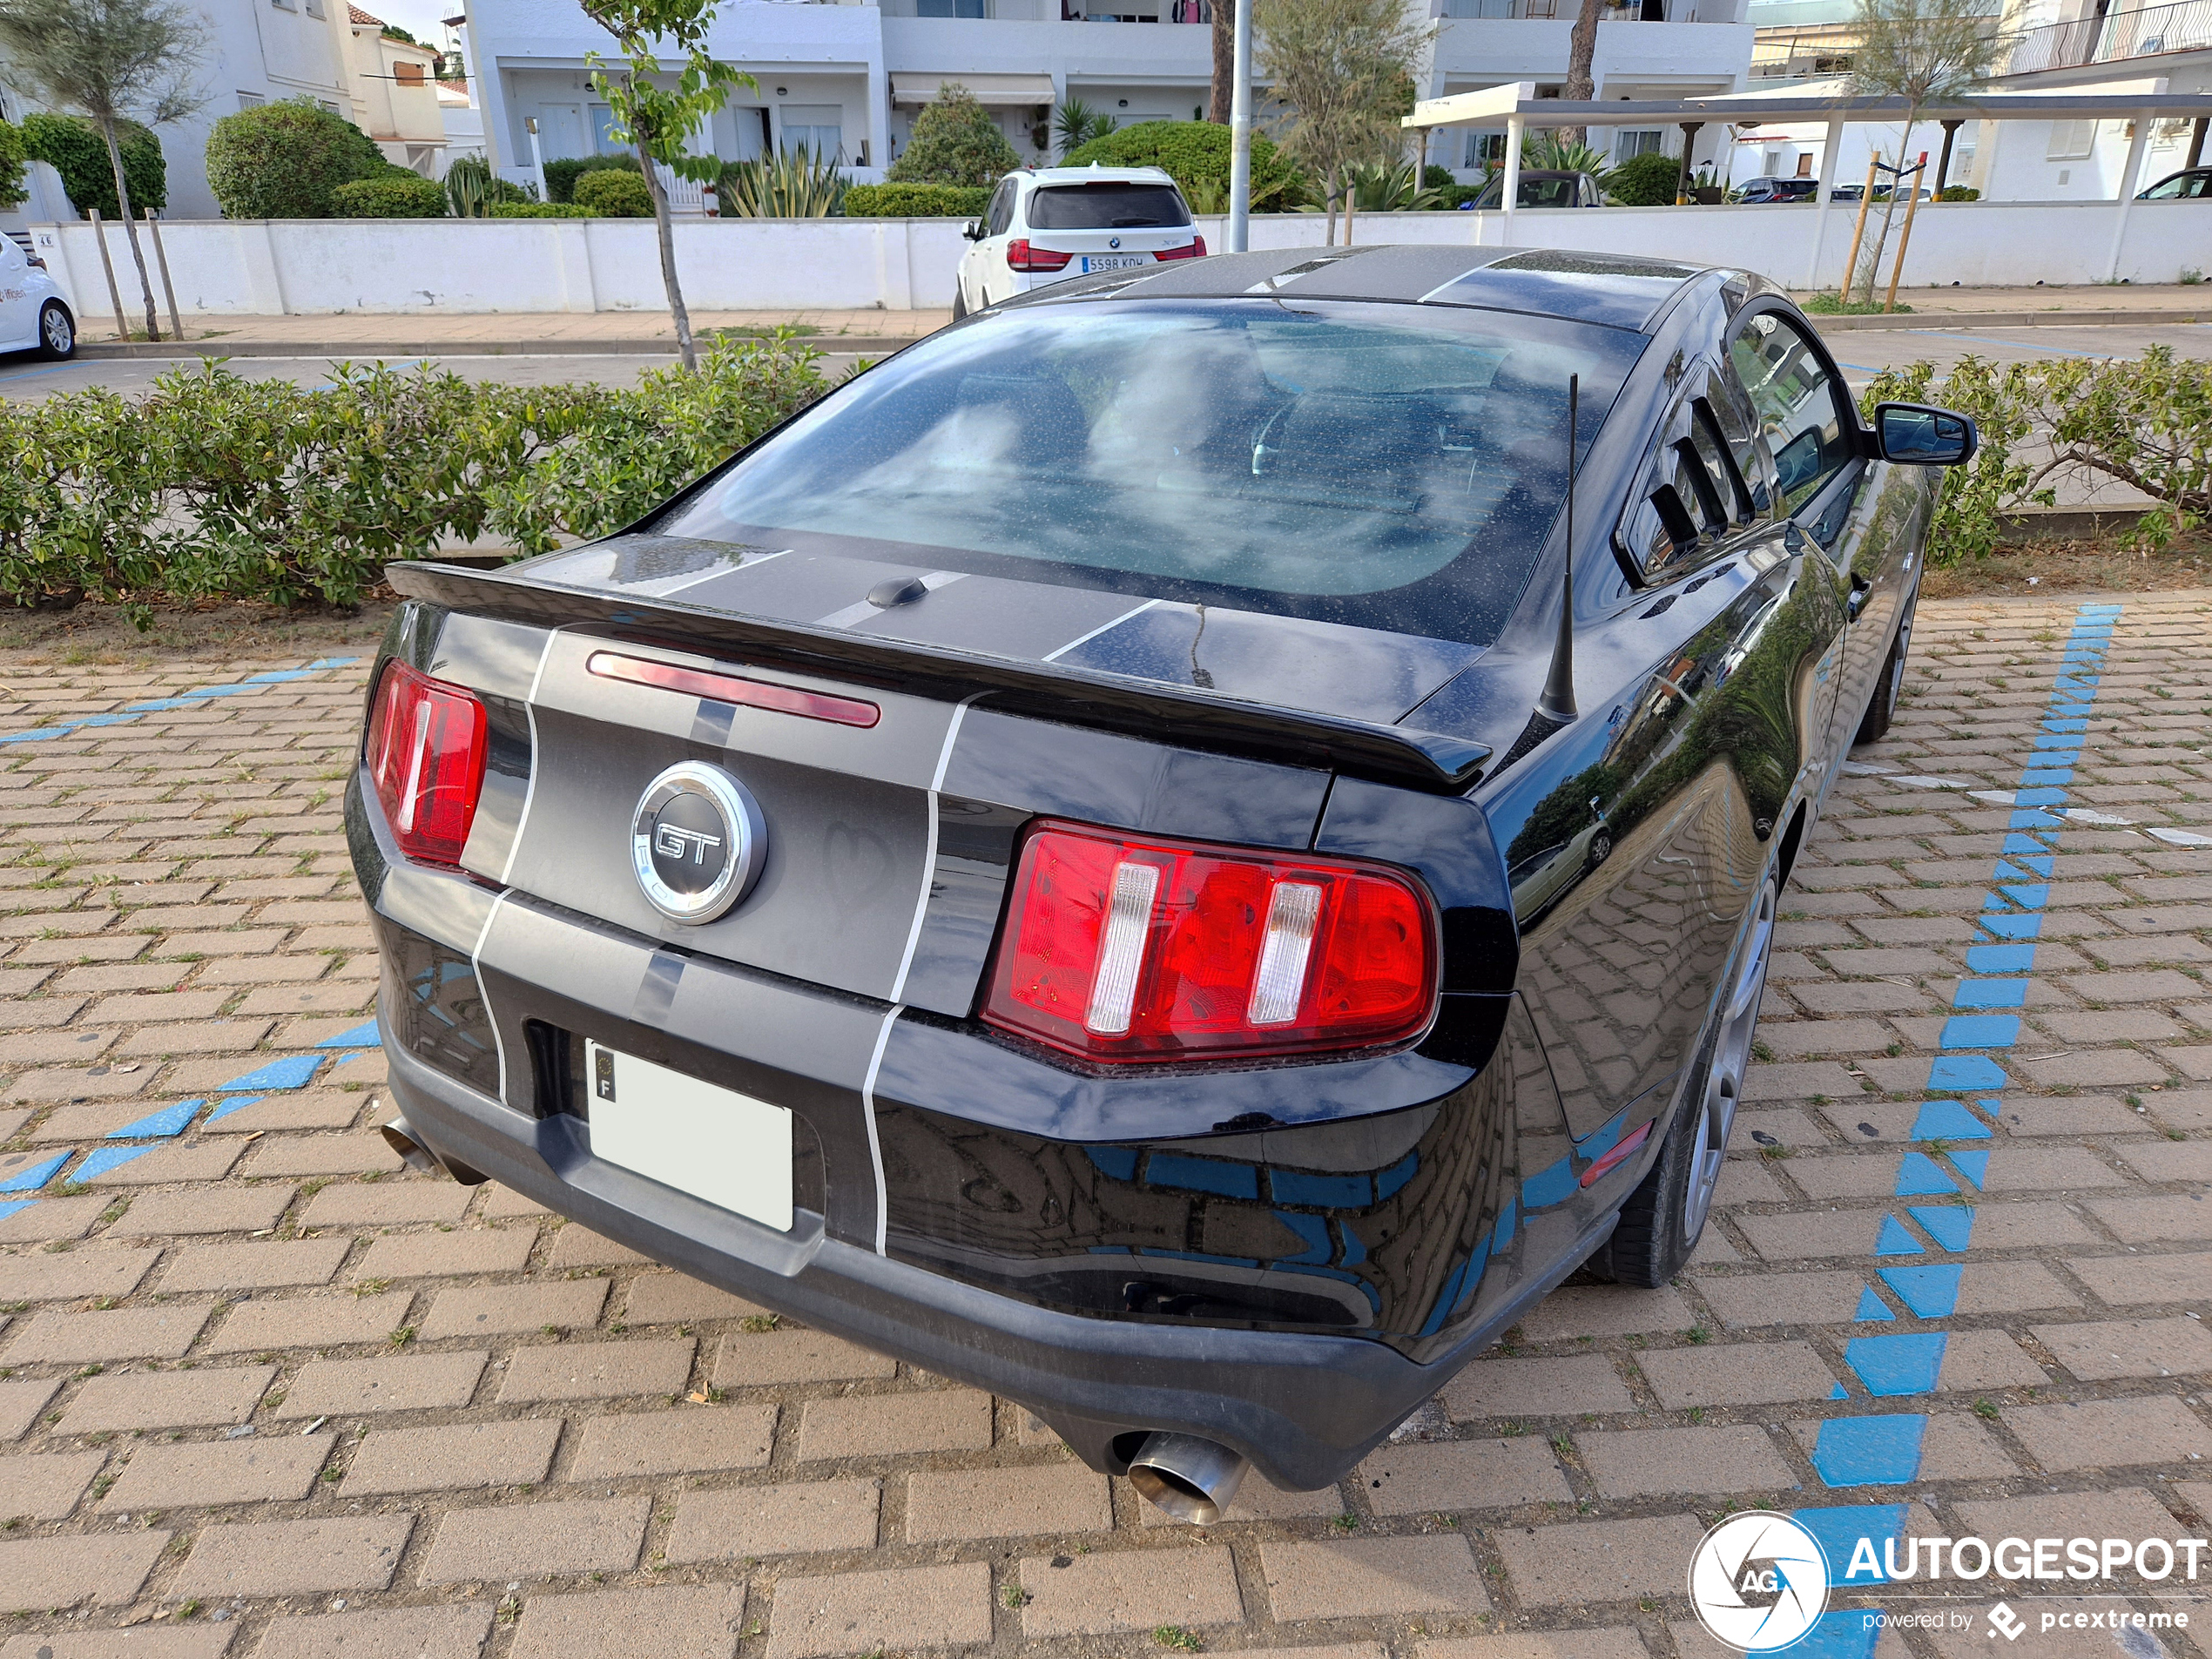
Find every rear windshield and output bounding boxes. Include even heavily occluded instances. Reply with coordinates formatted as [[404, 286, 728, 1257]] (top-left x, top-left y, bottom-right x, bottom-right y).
[[664, 300, 1646, 644], [1028, 182, 1191, 229]]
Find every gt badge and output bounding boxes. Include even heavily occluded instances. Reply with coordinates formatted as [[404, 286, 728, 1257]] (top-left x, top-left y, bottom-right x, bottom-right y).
[[631, 762, 765, 923]]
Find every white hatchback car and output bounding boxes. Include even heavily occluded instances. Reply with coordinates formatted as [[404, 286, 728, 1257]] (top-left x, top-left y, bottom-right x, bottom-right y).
[[952, 165, 1205, 317], [0, 232, 77, 361]]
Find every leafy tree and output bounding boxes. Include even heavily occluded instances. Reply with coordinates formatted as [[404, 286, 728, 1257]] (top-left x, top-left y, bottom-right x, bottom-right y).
[[21, 112, 165, 215], [0, 116, 27, 208], [581, 0, 753, 372], [0, 0, 206, 342], [206, 100, 390, 219], [1844, 0, 2001, 303], [1254, 0, 1433, 242], [888, 84, 1020, 188], [1061, 119, 1307, 210]]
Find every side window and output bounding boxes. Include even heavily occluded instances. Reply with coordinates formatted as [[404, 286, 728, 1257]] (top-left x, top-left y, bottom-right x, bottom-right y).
[[986, 180, 1016, 238], [1615, 374, 1757, 582], [1727, 311, 1857, 519]]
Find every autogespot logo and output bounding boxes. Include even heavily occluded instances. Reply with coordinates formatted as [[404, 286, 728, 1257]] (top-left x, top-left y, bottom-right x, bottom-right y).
[[1689, 1511, 1831, 1653]]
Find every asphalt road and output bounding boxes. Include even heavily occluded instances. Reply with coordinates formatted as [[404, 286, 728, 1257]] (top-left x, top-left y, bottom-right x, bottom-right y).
[[0, 320, 2205, 401]]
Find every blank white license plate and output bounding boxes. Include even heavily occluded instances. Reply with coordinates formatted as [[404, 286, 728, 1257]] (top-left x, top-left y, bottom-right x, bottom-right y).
[[585, 1042, 792, 1232], [1081, 254, 1150, 273]]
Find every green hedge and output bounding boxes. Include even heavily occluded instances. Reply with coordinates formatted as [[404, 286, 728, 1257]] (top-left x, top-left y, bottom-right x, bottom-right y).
[[543, 153, 638, 204], [843, 183, 990, 218], [0, 118, 26, 211], [489, 201, 591, 218], [21, 113, 165, 217], [0, 334, 828, 614], [1060, 120, 1307, 211], [206, 100, 392, 219], [331, 176, 448, 218], [575, 168, 653, 217]]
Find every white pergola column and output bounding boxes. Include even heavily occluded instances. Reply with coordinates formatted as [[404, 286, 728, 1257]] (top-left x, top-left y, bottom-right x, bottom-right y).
[[1500, 112, 1524, 247], [1803, 112, 1846, 291], [2103, 107, 2153, 280]]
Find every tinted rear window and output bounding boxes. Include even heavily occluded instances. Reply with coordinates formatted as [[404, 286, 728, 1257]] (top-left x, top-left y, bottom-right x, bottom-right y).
[[1028, 182, 1191, 229], [664, 300, 1645, 644]]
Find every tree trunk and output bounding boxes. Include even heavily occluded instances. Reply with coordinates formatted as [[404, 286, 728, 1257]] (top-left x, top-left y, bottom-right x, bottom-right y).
[[637, 133, 697, 372], [99, 118, 161, 344], [1854, 118, 1917, 303], [1560, 0, 1602, 150], [1210, 0, 1233, 123], [1325, 163, 1339, 245]]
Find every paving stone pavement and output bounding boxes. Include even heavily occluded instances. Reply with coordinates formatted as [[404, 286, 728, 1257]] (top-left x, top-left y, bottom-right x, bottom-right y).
[[1, 597, 2209, 1658]]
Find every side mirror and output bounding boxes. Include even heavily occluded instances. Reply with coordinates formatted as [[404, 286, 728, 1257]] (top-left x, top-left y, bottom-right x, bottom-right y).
[[962, 219, 986, 241], [1874, 401, 1978, 466]]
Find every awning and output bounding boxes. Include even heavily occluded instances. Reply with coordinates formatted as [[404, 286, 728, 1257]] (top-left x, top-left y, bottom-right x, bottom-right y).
[[1406, 77, 2212, 128], [892, 73, 1054, 109]]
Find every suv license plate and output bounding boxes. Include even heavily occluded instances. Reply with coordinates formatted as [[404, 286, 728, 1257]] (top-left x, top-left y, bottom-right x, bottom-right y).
[[585, 1041, 793, 1232], [1081, 254, 1150, 273]]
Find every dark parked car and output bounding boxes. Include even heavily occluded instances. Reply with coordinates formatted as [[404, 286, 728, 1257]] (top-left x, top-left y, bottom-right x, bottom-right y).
[[2139, 166, 2211, 199], [1737, 176, 1817, 203], [351, 246, 1973, 1522], [1464, 168, 1604, 208]]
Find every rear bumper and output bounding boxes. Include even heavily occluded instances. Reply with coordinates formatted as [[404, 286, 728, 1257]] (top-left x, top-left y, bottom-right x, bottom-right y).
[[383, 1023, 1472, 1490]]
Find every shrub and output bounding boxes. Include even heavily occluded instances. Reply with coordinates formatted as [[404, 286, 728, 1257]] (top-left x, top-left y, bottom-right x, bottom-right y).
[[20, 113, 165, 217], [444, 154, 532, 216], [1060, 120, 1307, 211], [842, 182, 990, 218], [0, 118, 25, 210], [543, 153, 638, 204], [330, 176, 448, 218], [489, 201, 591, 218], [1604, 149, 1682, 206], [0, 334, 828, 613], [1937, 185, 1979, 202], [206, 99, 392, 219], [576, 167, 654, 217], [887, 85, 1021, 188], [719, 149, 845, 218]]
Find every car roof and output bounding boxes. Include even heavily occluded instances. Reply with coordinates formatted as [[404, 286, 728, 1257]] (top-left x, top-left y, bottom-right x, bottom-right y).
[[1010, 245, 1752, 333], [1019, 165, 1178, 188]]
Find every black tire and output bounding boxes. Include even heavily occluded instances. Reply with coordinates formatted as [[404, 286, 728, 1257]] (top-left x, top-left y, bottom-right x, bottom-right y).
[[1588, 873, 1777, 1288], [949, 287, 968, 323], [1854, 602, 1914, 745], [37, 301, 75, 361]]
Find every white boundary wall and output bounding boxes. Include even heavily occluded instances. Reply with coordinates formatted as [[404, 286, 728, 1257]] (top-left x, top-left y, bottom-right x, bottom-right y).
[[29, 199, 2207, 320]]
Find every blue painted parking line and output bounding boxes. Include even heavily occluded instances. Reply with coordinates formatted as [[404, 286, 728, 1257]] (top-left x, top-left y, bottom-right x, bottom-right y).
[[0, 656, 362, 745], [1903, 329, 2116, 358], [105, 1098, 206, 1139], [0, 1199, 34, 1221], [0, 1150, 74, 1192], [1810, 1416, 1927, 1487], [72, 1144, 152, 1182], [217, 1055, 325, 1091], [206, 1094, 267, 1123], [314, 1019, 380, 1049]]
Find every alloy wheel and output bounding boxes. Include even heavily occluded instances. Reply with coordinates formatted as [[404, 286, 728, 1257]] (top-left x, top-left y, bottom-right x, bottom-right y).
[[43, 307, 71, 354], [1683, 877, 1777, 1239]]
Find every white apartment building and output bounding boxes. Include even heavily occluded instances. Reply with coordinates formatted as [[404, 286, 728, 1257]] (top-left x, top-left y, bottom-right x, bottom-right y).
[[451, 0, 1755, 191]]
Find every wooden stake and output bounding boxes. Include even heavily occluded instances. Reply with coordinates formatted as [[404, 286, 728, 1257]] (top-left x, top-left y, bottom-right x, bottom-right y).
[[146, 212, 185, 342], [1841, 156, 1878, 301], [1884, 152, 1928, 314], [87, 207, 129, 342]]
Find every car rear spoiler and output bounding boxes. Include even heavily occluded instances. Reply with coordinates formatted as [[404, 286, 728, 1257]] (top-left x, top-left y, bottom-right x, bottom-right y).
[[386, 561, 1492, 794]]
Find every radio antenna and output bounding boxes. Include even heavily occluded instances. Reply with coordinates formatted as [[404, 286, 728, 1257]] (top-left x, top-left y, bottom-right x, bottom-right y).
[[1534, 373, 1580, 725]]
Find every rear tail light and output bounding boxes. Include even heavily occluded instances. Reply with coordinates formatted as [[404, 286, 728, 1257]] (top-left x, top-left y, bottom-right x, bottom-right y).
[[1154, 236, 1207, 260], [365, 660, 489, 867], [1007, 239, 1072, 272], [982, 819, 1438, 1063]]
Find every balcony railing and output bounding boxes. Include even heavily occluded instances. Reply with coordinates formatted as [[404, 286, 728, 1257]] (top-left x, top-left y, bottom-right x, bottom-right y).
[[2003, 0, 2212, 74], [1749, 24, 1859, 77]]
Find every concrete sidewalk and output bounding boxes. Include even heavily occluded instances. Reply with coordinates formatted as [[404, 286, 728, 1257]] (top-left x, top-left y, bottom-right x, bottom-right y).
[[70, 283, 2210, 360]]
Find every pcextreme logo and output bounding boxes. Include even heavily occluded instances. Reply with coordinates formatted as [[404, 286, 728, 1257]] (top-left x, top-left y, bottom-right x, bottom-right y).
[[1689, 1511, 1831, 1653]]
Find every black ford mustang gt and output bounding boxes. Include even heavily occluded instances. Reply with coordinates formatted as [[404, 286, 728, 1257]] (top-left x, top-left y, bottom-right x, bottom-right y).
[[347, 246, 1974, 1520]]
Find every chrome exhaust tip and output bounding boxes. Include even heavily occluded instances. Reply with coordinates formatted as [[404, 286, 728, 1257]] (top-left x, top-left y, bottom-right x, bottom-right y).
[[1126, 1432, 1251, 1525], [380, 1116, 441, 1175]]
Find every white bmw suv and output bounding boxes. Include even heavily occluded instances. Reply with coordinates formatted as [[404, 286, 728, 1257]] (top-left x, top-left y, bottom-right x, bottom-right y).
[[952, 165, 1205, 318]]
